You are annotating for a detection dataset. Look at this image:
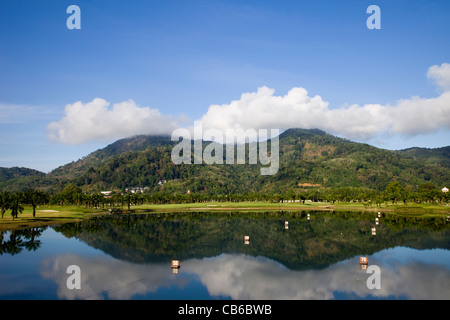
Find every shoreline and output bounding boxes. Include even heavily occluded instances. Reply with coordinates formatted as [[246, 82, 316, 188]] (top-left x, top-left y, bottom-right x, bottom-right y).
[[1, 202, 449, 231]]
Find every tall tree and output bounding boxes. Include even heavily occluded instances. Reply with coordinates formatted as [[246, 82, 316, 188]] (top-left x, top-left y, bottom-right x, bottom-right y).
[[418, 182, 438, 203], [10, 192, 24, 220], [384, 181, 406, 205], [112, 193, 124, 210], [124, 193, 132, 210], [24, 189, 49, 218], [61, 183, 82, 205], [0, 191, 10, 218]]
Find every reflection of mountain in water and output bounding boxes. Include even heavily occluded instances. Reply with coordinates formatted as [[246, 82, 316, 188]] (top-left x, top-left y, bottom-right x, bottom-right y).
[[53, 211, 450, 270]]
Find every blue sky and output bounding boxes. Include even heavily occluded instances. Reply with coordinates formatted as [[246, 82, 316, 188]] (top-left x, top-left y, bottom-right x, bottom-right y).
[[1, 0, 449, 172]]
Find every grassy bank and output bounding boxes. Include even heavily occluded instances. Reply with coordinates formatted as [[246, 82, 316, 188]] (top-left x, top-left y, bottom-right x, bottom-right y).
[[1, 201, 449, 231], [138, 201, 450, 215], [0, 205, 107, 231]]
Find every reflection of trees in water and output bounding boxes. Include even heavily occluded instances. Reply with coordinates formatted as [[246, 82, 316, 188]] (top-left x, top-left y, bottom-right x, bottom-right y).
[[0, 227, 46, 255], [52, 211, 450, 270]]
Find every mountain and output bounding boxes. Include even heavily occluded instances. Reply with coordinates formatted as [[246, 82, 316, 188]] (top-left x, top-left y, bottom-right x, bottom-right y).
[[0, 167, 45, 182], [397, 146, 450, 166], [1, 129, 449, 194], [48, 135, 173, 181], [0, 167, 46, 191]]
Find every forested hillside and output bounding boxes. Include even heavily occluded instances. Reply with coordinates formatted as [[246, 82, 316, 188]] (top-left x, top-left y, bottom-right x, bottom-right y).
[[0, 129, 449, 196], [0, 167, 44, 182]]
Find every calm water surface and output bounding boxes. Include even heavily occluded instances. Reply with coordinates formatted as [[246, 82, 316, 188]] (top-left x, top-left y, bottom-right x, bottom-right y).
[[1, 211, 449, 300]]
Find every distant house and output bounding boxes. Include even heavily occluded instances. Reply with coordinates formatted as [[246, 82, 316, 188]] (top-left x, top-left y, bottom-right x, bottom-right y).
[[442, 187, 449, 193], [158, 180, 167, 185], [125, 187, 148, 194], [101, 191, 112, 198]]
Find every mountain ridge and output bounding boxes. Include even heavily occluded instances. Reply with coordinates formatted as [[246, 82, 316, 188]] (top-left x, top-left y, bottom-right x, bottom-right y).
[[0, 128, 449, 193]]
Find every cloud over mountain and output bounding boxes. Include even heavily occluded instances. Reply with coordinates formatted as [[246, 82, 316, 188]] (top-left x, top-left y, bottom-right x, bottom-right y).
[[199, 63, 450, 140], [47, 98, 180, 145], [47, 63, 450, 145]]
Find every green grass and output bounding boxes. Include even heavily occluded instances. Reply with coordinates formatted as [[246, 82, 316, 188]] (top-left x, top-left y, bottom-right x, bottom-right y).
[[1, 201, 448, 231], [138, 201, 332, 211], [0, 205, 106, 231]]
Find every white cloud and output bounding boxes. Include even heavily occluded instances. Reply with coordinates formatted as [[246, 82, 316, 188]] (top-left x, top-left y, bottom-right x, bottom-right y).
[[198, 64, 450, 140], [46, 63, 450, 145], [427, 62, 450, 91], [46, 98, 181, 145], [388, 92, 450, 135], [199, 86, 391, 140]]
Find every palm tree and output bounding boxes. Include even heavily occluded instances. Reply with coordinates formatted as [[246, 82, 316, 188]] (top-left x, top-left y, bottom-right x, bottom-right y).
[[130, 192, 141, 207], [124, 193, 132, 210], [112, 193, 124, 210], [24, 189, 49, 218], [90, 193, 103, 209], [0, 191, 10, 218], [10, 192, 24, 220]]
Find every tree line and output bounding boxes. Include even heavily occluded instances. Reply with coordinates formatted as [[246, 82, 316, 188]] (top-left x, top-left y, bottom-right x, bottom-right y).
[[0, 181, 448, 220], [0, 189, 49, 220]]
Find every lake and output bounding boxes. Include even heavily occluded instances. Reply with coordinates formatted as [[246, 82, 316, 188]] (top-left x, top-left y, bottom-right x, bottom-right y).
[[1, 210, 449, 300]]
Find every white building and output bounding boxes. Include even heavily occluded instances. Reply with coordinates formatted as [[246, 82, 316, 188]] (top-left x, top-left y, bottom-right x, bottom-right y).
[[101, 191, 112, 198]]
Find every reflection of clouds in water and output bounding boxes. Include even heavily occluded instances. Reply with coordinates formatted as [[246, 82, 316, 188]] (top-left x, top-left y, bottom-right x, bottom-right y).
[[40, 254, 187, 300], [377, 261, 450, 300], [184, 254, 450, 300], [40, 252, 450, 300], [183, 255, 361, 300]]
